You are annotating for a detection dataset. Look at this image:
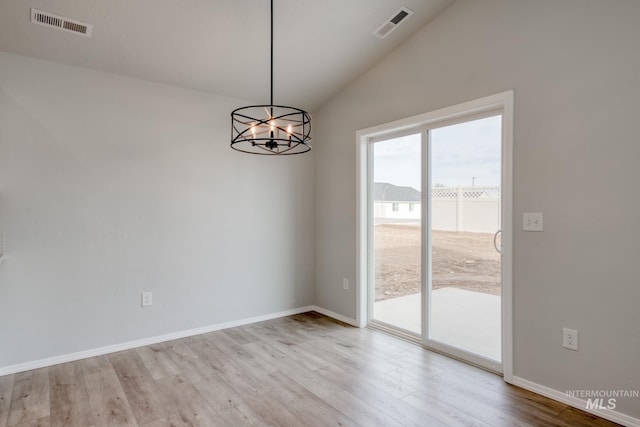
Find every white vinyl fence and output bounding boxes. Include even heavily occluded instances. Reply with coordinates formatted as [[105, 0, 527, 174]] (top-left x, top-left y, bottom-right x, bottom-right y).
[[374, 186, 500, 233]]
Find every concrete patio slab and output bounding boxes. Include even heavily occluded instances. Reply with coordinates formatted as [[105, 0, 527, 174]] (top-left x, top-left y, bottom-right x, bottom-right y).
[[374, 287, 501, 361]]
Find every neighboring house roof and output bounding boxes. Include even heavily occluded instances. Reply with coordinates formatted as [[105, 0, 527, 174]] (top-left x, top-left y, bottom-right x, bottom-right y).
[[374, 182, 421, 202]]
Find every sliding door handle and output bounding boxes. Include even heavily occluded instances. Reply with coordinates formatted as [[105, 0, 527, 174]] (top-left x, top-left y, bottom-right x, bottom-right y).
[[493, 229, 502, 254]]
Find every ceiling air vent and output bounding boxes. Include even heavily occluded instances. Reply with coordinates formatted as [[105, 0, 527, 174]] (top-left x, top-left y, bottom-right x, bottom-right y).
[[374, 7, 414, 39], [30, 8, 93, 37]]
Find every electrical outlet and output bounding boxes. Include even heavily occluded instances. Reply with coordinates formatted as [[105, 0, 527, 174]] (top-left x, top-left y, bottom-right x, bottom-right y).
[[523, 212, 543, 231], [563, 328, 578, 350], [141, 291, 153, 307], [343, 278, 349, 290]]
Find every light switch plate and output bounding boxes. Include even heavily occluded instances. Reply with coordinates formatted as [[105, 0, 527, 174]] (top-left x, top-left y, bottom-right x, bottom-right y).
[[523, 213, 543, 231]]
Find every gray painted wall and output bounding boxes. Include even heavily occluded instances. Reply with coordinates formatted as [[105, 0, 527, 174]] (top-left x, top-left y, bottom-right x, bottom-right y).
[[2, 0, 639, 420], [314, 0, 640, 419], [0, 52, 314, 367]]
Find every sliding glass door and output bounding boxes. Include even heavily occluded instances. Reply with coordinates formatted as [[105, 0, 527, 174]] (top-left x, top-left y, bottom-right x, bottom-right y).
[[370, 133, 422, 336], [427, 115, 502, 368], [367, 111, 506, 372]]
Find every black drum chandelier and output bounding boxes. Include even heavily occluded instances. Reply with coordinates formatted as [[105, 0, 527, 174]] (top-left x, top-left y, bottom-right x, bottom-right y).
[[230, 0, 311, 155]]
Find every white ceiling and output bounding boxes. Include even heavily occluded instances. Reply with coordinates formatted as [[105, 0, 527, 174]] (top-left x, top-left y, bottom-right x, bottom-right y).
[[0, 0, 454, 112]]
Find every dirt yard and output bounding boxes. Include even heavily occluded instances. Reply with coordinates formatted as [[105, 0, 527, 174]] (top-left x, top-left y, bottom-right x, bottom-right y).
[[375, 224, 501, 301]]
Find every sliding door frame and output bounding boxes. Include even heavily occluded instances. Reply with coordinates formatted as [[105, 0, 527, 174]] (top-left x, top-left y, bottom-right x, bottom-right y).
[[356, 91, 514, 381]]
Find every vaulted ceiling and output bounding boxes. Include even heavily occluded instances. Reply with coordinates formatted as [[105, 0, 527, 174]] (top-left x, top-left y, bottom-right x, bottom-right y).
[[0, 0, 454, 111]]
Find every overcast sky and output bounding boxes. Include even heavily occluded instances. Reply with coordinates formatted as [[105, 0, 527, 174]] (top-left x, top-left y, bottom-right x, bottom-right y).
[[373, 115, 501, 191]]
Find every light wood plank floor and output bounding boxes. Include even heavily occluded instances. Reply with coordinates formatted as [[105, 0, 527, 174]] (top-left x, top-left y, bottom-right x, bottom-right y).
[[0, 312, 619, 426]]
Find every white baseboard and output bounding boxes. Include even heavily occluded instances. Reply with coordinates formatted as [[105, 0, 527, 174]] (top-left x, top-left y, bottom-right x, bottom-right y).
[[0, 305, 315, 376], [312, 305, 359, 327], [512, 376, 640, 427]]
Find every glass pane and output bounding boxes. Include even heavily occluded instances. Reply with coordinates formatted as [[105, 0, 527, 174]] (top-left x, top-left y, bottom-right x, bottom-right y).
[[372, 134, 422, 335], [429, 115, 502, 361]]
